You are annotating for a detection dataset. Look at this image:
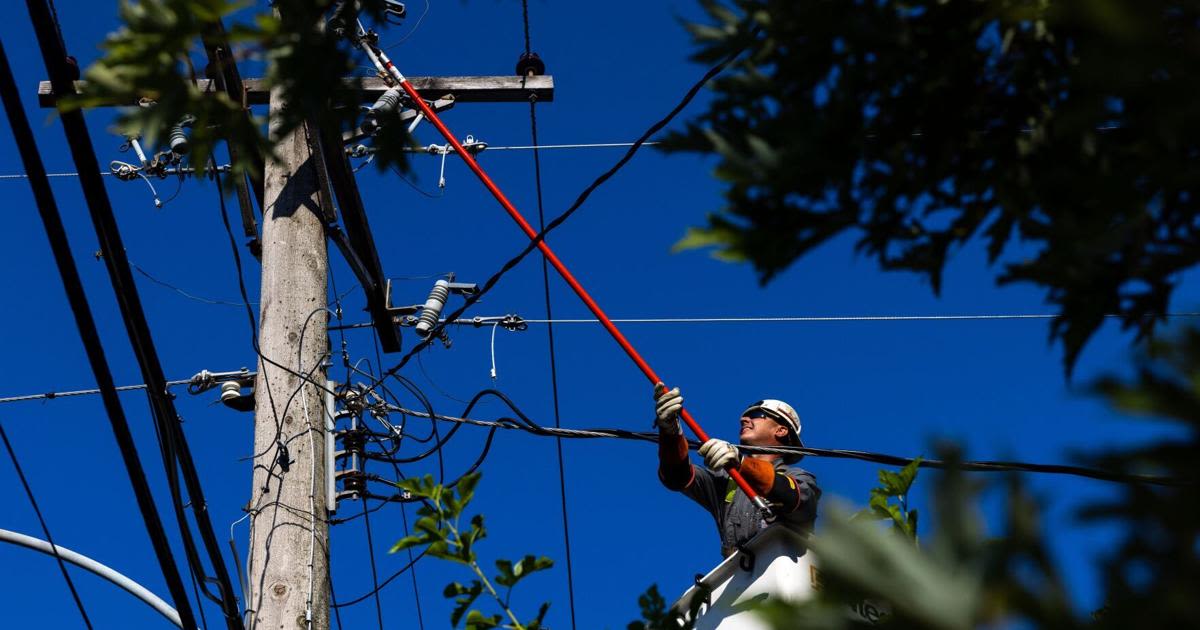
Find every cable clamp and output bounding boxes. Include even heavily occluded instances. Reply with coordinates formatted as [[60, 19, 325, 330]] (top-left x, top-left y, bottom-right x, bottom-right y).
[[499, 314, 527, 331]]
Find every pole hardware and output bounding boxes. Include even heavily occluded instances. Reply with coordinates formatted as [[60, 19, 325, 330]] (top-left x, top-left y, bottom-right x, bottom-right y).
[[516, 52, 546, 77], [186, 368, 256, 395], [384, 277, 479, 346], [219, 381, 255, 412], [358, 35, 775, 517]]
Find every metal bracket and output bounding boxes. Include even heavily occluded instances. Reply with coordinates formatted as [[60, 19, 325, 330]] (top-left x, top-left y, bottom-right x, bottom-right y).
[[343, 94, 456, 143]]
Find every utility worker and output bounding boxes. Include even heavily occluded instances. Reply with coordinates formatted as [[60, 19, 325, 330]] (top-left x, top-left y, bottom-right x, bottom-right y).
[[654, 383, 821, 557]]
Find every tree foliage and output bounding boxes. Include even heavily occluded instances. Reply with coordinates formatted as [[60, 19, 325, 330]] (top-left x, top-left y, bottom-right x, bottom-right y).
[[854, 456, 922, 541], [757, 326, 1200, 629], [70, 0, 411, 183], [667, 0, 1200, 370], [392, 473, 554, 630]]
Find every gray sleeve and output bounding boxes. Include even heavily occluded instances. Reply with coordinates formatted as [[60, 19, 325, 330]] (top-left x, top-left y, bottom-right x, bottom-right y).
[[681, 465, 726, 515]]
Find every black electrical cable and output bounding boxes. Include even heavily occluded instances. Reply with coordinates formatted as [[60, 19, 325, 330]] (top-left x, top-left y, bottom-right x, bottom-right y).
[[362, 425, 427, 630], [24, 17, 244, 620], [213, 167, 337, 404], [0, 425, 94, 629], [520, 0, 531, 55], [360, 497, 387, 630], [217, 176, 336, 489], [28, 4, 246, 622], [337, 433, 432, 618], [328, 558, 344, 630], [332, 545, 429, 608], [395, 486, 426, 630], [388, 401, 1196, 488], [523, 5, 578, 622], [365, 30, 757, 397], [359, 389, 498, 466], [2, 25, 199, 629], [189, 561, 212, 630]]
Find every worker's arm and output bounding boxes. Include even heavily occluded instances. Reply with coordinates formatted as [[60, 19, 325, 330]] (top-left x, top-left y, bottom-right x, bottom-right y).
[[697, 439, 818, 516], [653, 383, 724, 510], [657, 430, 694, 490], [738, 458, 819, 516], [654, 382, 692, 490]]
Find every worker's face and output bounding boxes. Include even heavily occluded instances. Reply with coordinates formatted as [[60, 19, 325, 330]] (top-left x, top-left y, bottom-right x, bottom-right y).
[[738, 410, 789, 446]]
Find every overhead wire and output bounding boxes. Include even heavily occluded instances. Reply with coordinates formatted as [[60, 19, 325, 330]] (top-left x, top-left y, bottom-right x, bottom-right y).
[[0, 425, 94, 629], [364, 22, 754, 398], [359, 498, 386, 630], [483, 141, 662, 152], [131, 260, 251, 307], [385, 402, 1196, 488], [4, 24, 200, 629], [331, 545, 429, 608], [367, 387, 428, 630], [0, 171, 112, 179], [520, 313, 1200, 324], [388, 164, 444, 198], [328, 311, 1200, 333], [522, 2, 578, 627], [21, 21, 248, 620], [382, 0, 430, 49], [330, 351, 431, 616], [0, 376, 202, 405]]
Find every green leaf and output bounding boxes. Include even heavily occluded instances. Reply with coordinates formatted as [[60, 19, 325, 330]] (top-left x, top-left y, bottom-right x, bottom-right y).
[[443, 582, 470, 598], [464, 609, 501, 630], [878, 469, 906, 496], [897, 457, 923, 491], [448, 580, 483, 627], [494, 558, 516, 588], [457, 472, 482, 507], [525, 602, 551, 630], [389, 534, 427, 554]]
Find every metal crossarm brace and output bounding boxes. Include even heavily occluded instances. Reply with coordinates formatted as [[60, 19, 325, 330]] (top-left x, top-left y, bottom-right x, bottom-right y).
[[201, 20, 265, 254], [315, 121, 402, 352]]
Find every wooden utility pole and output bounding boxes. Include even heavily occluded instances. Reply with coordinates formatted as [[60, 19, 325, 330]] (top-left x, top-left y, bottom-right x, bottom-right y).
[[41, 56, 554, 630], [246, 87, 330, 630]]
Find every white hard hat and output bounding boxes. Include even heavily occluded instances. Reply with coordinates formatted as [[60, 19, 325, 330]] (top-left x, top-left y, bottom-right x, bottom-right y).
[[742, 399, 803, 447]]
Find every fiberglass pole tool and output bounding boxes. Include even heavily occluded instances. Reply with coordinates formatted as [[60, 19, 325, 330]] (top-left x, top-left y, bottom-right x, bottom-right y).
[[358, 39, 774, 517]]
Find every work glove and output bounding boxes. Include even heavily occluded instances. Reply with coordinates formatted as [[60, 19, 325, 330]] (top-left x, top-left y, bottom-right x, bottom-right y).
[[653, 382, 683, 435], [699, 439, 739, 472]]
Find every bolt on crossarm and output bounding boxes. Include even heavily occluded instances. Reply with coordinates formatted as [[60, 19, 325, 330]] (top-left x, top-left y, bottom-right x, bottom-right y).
[[355, 35, 773, 516]]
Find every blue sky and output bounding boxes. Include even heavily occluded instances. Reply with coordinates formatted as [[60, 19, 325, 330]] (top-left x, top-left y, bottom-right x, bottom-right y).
[[1, 1, 1195, 628]]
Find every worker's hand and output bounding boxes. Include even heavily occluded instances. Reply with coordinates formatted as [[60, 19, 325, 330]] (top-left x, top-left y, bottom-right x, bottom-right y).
[[653, 382, 683, 435], [699, 439, 739, 472]]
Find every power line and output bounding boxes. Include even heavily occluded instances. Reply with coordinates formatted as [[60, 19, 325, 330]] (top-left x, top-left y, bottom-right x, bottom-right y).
[[350, 140, 664, 160], [23, 12, 244, 625], [326, 311, 1200, 333], [6, 20, 200, 628], [0, 171, 112, 179], [519, 312, 1200, 324], [365, 26, 753, 397], [359, 497, 386, 630], [131, 260, 252, 307], [0, 377, 199, 405], [481, 141, 662, 152], [385, 404, 1195, 487], [523, 2, 578, 626], [1, 425, 94, 629], [360, 342, 427, 630]]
